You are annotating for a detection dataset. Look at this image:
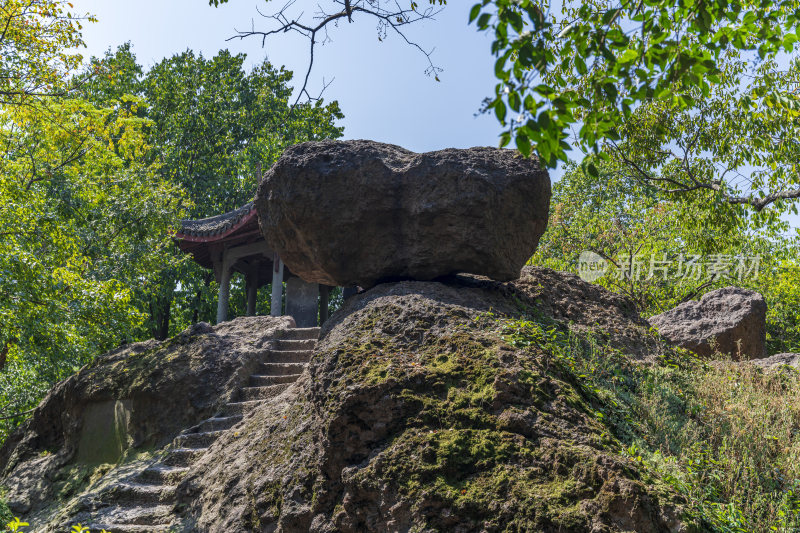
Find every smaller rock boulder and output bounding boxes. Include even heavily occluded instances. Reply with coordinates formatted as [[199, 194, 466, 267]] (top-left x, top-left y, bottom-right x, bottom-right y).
[[649, 287, 767, 359], [753, 353, 800, 369]]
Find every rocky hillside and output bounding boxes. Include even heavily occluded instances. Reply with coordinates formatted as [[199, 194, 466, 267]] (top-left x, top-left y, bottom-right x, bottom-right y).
[[0, 316, 298, 530], [3, 268, 702, 531]]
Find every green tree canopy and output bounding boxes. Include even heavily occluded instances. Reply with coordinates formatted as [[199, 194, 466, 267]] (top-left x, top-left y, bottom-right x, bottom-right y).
[[0, 88, 184, 431], [472, 0, 800, 158], [535, 162, 800, 353], [0, 0, 91, 106]]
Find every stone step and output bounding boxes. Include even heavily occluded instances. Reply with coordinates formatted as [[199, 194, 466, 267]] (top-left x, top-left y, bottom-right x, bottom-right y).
[[256, 362, 307, 376], [267, 349, 312, 364], [173, 429, 226, 449], [137, 464, 189, 485], [238, 384, 291, 402], [190, 415, 242, 433], [274, 338, 316, 351], [162, 447, 206, 467], [106, 482, 176, 505], [89, 503, 175, 526], [282, 327, 320, 341], [250, 374, 301, 387], [221, 400, 264, 416]]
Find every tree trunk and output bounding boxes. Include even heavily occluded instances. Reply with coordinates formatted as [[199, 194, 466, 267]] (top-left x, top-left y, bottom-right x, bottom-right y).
[[156, 299, 171, 340], [149, 272, 176, 341], [0, 343, 8, 372]]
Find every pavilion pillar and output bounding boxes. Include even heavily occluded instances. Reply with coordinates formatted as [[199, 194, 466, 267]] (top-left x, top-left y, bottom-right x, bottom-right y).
[[270, 254, 284, 317], [246, 271, 258, 316], [286, 277, 319, 328], [342, 287, 358, 300], [216, 259, 232, 324]]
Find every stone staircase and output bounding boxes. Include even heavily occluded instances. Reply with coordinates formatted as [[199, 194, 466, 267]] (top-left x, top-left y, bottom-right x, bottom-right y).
[[85, 327, 319, 533]]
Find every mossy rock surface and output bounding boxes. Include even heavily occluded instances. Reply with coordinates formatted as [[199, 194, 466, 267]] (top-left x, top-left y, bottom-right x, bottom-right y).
[[179, 268, 684, 532]]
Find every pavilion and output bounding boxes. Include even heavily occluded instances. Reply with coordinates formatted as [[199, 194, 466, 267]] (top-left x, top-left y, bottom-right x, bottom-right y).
[[172, 202, 330, 327]]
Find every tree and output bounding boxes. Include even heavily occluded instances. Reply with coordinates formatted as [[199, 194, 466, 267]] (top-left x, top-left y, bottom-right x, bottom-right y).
[[0, 0, 92, 106], [473, 0, 800, 216], [0, 7, 185, 435], [534, 162, 800, 354], [141, 49, 344, 217], [599, 55, 800, 215], [0, 93, 184, 435], [472, 0, 800, 158]]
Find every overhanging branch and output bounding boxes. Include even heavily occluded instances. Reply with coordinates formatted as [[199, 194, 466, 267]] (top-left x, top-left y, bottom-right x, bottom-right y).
[[225, 0, 444, 107]]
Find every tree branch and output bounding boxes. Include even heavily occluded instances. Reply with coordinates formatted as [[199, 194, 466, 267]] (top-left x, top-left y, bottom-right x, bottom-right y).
[[0, 408, 35, 421], [226, 0, 444, 107]]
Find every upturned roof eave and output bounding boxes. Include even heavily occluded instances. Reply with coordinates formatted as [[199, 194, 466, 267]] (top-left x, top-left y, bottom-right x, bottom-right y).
[[172, 203, 259, 244]]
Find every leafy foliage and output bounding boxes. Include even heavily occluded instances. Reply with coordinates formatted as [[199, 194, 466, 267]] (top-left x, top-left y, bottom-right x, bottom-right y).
[[0, 34, 344, 442], [110, 46, 344, 337], [0, 0, 92, 106], [76, 46, 345, 339], [471, 0, 800, 169], [534, 163, 800, 353], [601, 54, 800, 214], [0, 92, 184, 440]]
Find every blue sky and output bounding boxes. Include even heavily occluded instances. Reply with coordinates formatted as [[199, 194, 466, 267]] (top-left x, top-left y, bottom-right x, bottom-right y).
[[73, 0, 504, 154]]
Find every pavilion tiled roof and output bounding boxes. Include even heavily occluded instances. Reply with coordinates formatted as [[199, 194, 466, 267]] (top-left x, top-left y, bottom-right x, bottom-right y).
[[176, 201, 256, 239]]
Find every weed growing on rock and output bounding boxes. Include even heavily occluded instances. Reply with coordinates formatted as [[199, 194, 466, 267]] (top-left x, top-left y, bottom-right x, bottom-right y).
[[497, 316, 800, 532], [0, 491, 12, 527]]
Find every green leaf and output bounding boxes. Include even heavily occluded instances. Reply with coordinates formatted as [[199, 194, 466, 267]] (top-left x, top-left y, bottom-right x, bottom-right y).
[[575, 56, 588, 75], [469, 4, 481, 23], [618, 49, 638, 64], [495, 99, 507, 123], [495, 54, 510, 81], [516, 131, 532, 156]]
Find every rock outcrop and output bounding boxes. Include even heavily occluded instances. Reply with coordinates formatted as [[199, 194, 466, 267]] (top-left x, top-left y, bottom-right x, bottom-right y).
[[178, 267, 679, 532], [1, 269, 687, 532], [649, 287, 767, 359], [0, 316, 296, 526], [255, 140, 551, 288]]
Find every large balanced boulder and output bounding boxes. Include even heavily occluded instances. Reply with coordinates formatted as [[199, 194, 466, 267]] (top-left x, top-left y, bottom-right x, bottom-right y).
[[256, 140, 551, 288], [649, 287, 767, 359]]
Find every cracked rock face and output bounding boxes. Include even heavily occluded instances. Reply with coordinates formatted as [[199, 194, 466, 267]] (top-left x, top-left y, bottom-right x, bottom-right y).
[[649, 287, 767, 359], [255, 140, 551, 288]]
